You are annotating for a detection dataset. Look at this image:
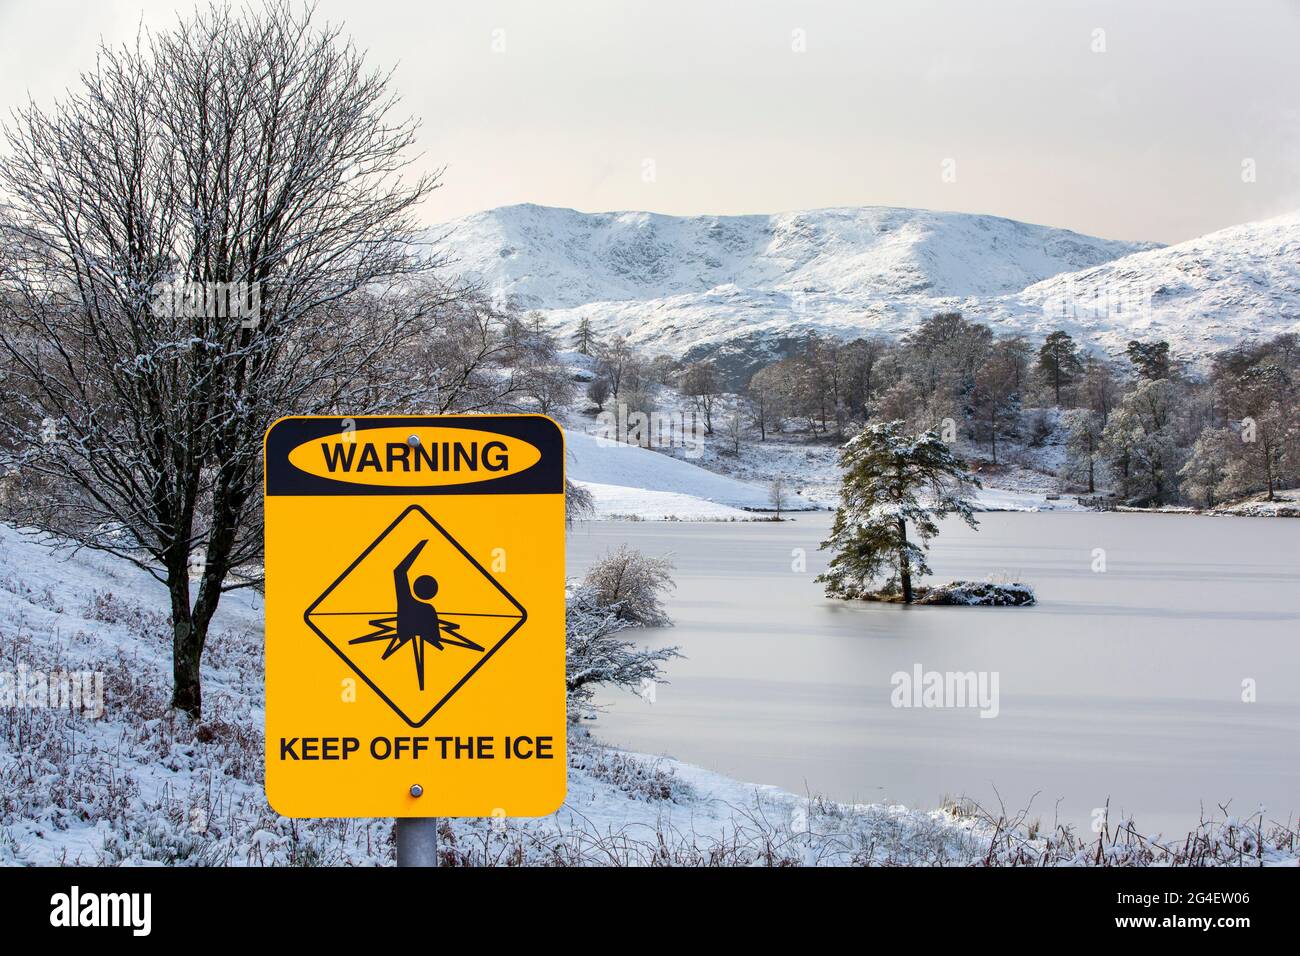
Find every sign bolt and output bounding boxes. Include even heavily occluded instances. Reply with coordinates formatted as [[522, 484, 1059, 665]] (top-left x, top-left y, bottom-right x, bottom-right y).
[[410, 784, 424, 798], [408, 434, 421, 446]]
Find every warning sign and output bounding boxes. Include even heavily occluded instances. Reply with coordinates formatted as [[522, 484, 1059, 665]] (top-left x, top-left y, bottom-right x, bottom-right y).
[[264, 416, 566, 818]]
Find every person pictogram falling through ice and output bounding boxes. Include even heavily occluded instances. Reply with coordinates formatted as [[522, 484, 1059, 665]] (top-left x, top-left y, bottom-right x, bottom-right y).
[[349, 539, 484, 690]]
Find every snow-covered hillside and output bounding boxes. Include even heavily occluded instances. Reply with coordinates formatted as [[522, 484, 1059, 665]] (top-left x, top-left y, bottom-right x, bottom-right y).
[[970, 210, 1300, 354], [440, 203, 1300, 366], [565, 430, 786, 518]]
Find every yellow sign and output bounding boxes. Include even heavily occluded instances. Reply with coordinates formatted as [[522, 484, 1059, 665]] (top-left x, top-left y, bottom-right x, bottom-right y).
[[264, 415, 566, 818]]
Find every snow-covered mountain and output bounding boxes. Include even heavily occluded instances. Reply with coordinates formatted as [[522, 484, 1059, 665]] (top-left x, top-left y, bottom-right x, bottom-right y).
[[444, 202, 1153, 306], [969, 210, 1300, 353], [438, 202, 1300, 374]]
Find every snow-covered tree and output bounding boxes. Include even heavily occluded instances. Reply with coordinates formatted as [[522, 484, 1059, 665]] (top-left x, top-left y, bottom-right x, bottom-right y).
[[1179, 407, 1297, 507], [565, 479, 595, 527], [970, 343, 1021, 464], [565, 584, 680, 721], [409, 290, 569, 413], [0, 3, 443, 717], [582, 545, 676, 626], [678, 361, 722, 435], [817, 421, 980, 604], [1216, 363, 1298, 501], [1178, 427, 1235, 507], [1101, 379, 1184, 505], [1059, 408, 1105, 493], [524, 362, 576, 415], [585, 375, 611, 410]]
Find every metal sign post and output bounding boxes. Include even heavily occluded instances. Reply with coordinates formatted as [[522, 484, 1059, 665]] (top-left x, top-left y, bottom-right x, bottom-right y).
[[394, 819, 439, 867]]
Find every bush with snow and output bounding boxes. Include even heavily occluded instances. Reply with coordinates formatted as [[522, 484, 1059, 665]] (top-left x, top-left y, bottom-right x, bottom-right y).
[[564, 584, 680, 722], [915, 581, 1036, 606], [580, 544, 675, 626]]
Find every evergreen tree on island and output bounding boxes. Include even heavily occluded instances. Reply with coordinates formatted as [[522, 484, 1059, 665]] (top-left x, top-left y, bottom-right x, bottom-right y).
[[818, 421, 980, 604]]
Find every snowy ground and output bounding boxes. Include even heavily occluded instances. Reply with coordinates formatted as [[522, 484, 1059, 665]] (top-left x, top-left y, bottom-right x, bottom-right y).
[[1101, 489, 1300, 518], [1208, 488, 1300, 517], [567, 482, 755, 521], [2, 522, 1295, 866], [565, 430, 780, 518]]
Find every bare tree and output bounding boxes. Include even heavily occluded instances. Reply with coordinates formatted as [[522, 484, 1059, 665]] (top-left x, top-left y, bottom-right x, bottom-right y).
[[841, 336, 889, 418], [525, 362, 576, 415], [678, 360, 721, 434], [971, 343, 1021, 464], [721, 408, 746, 456], [747, 364, 785, 439], [0, 3, 446, 717], [400, 290, 568, 414], [1080, 354, 1120, 424], [768, 478, 789, 519], [595, 334, 635, 398]]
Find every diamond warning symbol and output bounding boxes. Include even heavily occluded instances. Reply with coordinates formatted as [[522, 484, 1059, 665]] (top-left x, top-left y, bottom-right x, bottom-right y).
[[304, 505, 526, 728]]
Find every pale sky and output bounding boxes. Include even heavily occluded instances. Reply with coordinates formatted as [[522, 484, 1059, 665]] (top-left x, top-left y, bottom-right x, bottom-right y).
[[2, 0, 1298, 243]]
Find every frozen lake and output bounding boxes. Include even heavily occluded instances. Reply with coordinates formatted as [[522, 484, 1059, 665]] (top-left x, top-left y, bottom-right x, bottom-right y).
[[568, 512, 1300, 834]]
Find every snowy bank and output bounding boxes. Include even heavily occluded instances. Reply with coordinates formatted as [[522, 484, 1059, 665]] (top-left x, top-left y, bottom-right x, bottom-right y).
[[565, 430, 773, 510], [1208, 489, 1300, 518], [915, 581, 1037, 606], [570, 482, 755, 520]]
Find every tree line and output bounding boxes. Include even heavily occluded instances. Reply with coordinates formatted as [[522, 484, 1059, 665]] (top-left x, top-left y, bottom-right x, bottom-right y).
[[577, 308, 1299, 508]]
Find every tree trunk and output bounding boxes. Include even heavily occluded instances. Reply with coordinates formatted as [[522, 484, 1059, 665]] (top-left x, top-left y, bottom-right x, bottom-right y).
[[1265, 443, 1275, 500], [897, 517, 914, 604], [167, 480, 243, 719], [169, 573, 202, 719], [1087, 432, 1095, 493], [175, 589, 223, 720]]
